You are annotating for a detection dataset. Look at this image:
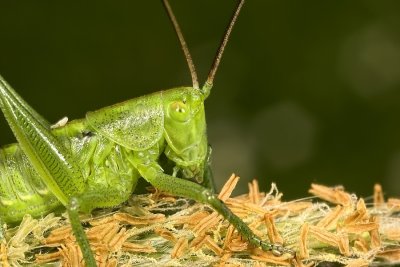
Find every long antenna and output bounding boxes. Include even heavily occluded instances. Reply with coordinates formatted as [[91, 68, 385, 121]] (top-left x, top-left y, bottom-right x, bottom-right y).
[[202, 0, 245, 98], [163, 0, 199, 90]]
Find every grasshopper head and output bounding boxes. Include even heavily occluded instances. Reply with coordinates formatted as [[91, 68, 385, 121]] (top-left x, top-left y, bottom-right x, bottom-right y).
[[162, 0, 243, 180], [163, 87, 207, 180]]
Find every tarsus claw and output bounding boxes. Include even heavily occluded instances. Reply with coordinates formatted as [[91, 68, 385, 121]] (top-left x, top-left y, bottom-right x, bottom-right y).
[[269, 243, 296, 257]]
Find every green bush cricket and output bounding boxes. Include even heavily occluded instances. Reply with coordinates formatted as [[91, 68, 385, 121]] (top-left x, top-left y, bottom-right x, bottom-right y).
[[0, 0, 294, 265]]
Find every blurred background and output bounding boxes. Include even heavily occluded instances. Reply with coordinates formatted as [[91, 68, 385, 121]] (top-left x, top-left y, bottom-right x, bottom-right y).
[[1, 1, 400, 200]]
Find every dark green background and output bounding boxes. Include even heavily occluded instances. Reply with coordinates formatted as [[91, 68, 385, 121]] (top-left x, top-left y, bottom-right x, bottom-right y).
[[1, 1, 400, 200]]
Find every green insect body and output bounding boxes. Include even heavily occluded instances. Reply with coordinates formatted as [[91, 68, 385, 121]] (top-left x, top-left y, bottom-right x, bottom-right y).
[[0, 1, 293, 265], [0, 87, 206, 224]]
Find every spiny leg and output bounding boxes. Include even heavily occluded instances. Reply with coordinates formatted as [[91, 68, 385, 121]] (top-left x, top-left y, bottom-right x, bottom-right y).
[[138, 162, 289, 255], [0, 77, 96, 266], [0, 76, 85, 205]]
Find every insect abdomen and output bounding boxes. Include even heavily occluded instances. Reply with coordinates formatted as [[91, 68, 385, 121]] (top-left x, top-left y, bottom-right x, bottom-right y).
[[0, 143, 60, 223], [0, 118, 143, 223]]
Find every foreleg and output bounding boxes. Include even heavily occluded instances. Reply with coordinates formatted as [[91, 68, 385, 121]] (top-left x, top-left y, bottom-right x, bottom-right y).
[[138, 161, 287, 254], [201, 145, 216, 193]]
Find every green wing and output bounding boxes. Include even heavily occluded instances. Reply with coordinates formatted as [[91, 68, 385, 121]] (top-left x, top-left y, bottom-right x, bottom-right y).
[[86, 92, 164, 151]]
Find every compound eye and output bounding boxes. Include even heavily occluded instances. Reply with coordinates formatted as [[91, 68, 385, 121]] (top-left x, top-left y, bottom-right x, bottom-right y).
[[169, 101, 190, 122]]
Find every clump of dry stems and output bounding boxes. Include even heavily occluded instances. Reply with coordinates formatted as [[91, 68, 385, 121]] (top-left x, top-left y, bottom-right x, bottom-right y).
[[1, 174, 400, 266]]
